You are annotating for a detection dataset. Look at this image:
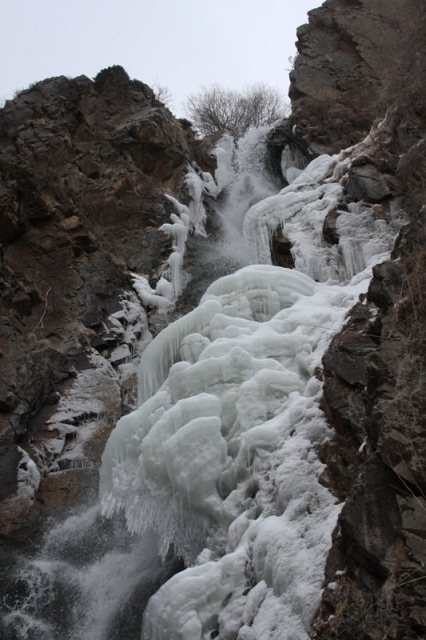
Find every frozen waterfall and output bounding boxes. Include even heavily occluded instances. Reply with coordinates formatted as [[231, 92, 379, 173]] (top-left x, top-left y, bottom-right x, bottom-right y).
[[3, 125, 404, 640], [99, 130, 404, 639]]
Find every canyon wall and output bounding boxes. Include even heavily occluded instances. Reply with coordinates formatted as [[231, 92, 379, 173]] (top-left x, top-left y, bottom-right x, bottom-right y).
[[0, 1, 425, 637], [0, 65, 213, 542], [284, 0, 426, 637]]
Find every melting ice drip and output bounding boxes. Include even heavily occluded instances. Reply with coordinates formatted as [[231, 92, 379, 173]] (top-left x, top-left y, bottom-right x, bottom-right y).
[[99, 133, 404, 639], [130, 162, 217, 312]]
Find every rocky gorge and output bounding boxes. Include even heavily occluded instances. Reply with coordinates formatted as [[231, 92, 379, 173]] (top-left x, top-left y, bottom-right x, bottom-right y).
[[1, 0, 425, 638]]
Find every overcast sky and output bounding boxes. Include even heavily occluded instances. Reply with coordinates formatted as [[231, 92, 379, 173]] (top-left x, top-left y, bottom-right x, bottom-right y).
[[1, 0, 318, 116]]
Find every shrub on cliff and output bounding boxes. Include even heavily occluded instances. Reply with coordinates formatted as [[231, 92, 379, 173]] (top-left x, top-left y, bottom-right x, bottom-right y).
[[185, 84, 286, 139]]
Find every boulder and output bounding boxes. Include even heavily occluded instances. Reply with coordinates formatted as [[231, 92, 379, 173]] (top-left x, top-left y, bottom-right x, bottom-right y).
[[346, 164, 391, 203], [322, 209, 340, 244]]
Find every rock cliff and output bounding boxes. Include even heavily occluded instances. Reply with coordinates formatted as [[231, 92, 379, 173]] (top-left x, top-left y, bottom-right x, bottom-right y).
[[282, 0, 426, 637], [288, 0, 425, 155], [0, 65, 212, 542], [0, 1, 425, 638]]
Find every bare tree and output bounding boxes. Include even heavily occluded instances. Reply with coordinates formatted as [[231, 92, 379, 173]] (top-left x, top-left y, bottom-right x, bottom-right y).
[[185, 84, 286, 139], [152, 82, 173, 108]]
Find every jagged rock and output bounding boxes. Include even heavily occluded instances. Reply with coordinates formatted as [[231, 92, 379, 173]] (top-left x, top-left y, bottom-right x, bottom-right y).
[[323, 333, 376, 388], [60, 215, 81, 231], [11, 292, 32, 316], [0, 65, 214, 513], [368, 261, 403, 309], [0, 439, 20, 501], [314, 211, 426, 638], [270, 229, 295, 268], [322, 209, 340, 244], [289, 0, 404, 154], [346, 164, 391, 203], [340, 459, 401, 576], [266, 119, 312, 180]]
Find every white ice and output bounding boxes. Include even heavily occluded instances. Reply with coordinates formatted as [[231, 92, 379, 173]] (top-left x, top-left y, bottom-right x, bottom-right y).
[[244, 150, 403, 283], [101, 263, 374, 640], [17, 447, 41, 500], [145, 165, 217, 304], [98, 126, 405, 640]]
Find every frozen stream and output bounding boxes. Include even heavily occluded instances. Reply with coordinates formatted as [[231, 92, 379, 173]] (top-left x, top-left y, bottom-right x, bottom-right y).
[[2, 126, 404, 640]]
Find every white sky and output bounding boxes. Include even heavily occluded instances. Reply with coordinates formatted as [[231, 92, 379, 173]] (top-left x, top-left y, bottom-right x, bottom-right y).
[[1, 0, 318, 116]]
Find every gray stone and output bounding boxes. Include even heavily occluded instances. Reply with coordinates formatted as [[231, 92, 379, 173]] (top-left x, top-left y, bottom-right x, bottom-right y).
[[322, 209, 340, 244], [346, 164, 391, 203], [340, 459, 401, 575]]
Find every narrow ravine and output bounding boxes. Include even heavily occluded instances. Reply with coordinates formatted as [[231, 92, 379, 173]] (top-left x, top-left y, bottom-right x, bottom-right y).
[[3, 124, 404, 640]]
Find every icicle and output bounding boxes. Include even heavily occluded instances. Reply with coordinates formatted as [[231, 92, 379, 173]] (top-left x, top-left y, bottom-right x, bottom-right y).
[[137, 299, 222, 403], [185, 166, 208, 235], [17, 447, 41, 500]]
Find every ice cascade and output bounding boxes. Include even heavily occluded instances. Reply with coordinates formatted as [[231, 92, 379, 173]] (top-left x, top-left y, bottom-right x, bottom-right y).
[[2, 123, 405, 640], [100, 262, 372, 640], [243, 152, 402, 283], [98, 130, 405, 639]]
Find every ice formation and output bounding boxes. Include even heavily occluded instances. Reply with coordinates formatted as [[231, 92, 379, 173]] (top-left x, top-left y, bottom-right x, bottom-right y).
[[17, 447, 41, 500], [100, 266, 379, 640], [213, 127, 279, 269], [99, 126, 405, 640], [280, 144, 306, 184], [134, 163, 219, 308], [7, 122, 405, 640], [243, 152, 403, 283], [132, 273, 174, 312]]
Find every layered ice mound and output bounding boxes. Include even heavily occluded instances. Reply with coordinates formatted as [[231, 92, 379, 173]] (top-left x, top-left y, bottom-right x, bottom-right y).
[[100, 264, 370, 640], [99, 134, 404, 639], [243, 153, 403, 283]]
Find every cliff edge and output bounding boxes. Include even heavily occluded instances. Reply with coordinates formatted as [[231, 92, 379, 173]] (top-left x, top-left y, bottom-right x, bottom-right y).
[[286, 1, 426, 637]]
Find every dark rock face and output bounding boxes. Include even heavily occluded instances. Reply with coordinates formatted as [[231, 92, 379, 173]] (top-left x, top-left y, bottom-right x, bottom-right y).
[[289, 0, 407, 154], [294, 3, 426, 632], [270, 229, 295, 268], [0, 66, 212, 532], [313, 219, 426, 639], [346, 164, 391, 203], [322, 209, 340, 245], [368, 261, 403, 310], [266, 119, 312, 180]]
